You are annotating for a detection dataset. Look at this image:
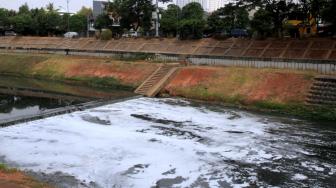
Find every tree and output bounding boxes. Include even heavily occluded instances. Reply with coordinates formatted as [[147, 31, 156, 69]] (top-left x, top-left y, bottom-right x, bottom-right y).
[[239, 0, 296, 37], [0, 8, 10, 31], [78, 6, 93, 17], [70, 14, 87, 33], [9, 14, 34, 34], [250, 8, 274, 38], [104, 0, 154, 34], [9, 4, 34, 35], [160, 4, 181, 36], [322, 0, 336, 33], [45, 11, 62, 35], [179, 2, 206, 39], [94, 14, 111, 30], [61, 13, 71, 33], [31, 8, 46, 35], [18, 3, 30, 15], [207, 3, 249, 34]]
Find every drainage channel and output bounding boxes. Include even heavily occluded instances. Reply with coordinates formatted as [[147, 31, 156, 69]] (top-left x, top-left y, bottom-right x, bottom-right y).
[[0, 95, 141, 127]]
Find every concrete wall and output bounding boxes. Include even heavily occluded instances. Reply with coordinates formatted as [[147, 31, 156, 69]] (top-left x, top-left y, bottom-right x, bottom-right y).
[[1, 36, 335, 74]]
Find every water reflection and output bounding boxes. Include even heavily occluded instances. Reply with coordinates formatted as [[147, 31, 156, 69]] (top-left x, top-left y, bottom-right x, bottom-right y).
[[0, 75, 134, 121], [0, 94, 79, 120]]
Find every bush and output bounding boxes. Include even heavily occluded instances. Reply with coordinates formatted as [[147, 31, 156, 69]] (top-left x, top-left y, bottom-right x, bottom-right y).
[[100, 29, 112, 40]]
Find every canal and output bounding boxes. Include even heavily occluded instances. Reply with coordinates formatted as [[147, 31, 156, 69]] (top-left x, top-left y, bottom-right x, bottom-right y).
[[0, 86, 335, 187], [0, 75, 134, 124]]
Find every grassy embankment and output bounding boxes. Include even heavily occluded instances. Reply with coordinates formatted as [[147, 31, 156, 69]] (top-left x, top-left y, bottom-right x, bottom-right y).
[[0, 163, 50, 188], [0, 53, 160, 91], [165, 67, 336, 121], [0, 53, 334, 120]]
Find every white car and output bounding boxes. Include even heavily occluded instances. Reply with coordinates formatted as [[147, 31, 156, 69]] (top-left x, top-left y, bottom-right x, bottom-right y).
[[64, 32, 79, 38]]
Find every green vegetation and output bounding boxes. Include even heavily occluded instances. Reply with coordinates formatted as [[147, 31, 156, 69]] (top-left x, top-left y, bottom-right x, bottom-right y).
[[171, 85, 336, 121], [1, 0, 334, 38], [94, 0, 155, 36], [67, 76, 134, 90], [100, 29, 113, 40], [0, 53, 135, 90], [160, 4, 181, 37], [253, 101, 336, 121], [0, 3, 91, 36], [0, 163, 17, 173], [207, 3, 249, 35], [250, 9, 274, 38]]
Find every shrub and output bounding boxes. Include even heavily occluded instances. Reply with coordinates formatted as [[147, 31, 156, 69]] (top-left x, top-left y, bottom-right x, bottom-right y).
[[100, 29, 112, 40]]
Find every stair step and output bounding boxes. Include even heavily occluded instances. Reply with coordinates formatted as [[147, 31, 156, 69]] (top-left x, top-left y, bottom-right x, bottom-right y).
[[305, 76, 336, 106], [135, 65, 179, 96], [306, 99, 336, 105], [311, 86, 336, 91], [309, 90, 336, 97], [314, 76, 336, 82], [313, 82, 336, 87]]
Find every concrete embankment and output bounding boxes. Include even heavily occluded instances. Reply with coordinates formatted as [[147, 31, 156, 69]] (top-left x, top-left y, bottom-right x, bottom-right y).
[[1, 37, 336, 61]]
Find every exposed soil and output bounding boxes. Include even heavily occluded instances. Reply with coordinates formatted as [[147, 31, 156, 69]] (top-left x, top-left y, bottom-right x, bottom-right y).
[[0, 54, 160, 88], [0, 169, 50, 188], [165, 66, 316, 104]]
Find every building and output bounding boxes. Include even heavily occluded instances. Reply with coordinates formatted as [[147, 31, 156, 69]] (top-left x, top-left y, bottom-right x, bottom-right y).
[[208, 0, 228, 12], [93, 0, 108, 19], [176, 0, 230, 12], [176, 0, 208, 11]]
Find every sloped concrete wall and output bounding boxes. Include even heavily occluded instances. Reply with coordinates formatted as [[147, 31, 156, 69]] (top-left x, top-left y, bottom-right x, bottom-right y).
[[1, 37, 336, 61]]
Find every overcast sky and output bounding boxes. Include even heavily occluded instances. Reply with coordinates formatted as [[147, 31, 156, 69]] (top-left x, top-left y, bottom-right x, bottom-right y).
[[0, 0, 172, 13]]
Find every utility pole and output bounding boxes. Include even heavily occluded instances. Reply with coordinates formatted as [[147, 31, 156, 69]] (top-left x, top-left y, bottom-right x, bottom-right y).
[[155, 0, 159, 37], [67, 0, 70, 32]]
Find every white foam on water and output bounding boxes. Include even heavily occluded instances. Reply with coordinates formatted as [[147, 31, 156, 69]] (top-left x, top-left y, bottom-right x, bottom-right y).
[[0, 97, 333, 187], [292, 174, 308, 180]]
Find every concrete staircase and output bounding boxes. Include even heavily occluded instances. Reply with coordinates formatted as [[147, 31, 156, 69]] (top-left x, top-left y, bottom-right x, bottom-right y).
[[306, 76, 336, 106], [135, 64, 179, 97]]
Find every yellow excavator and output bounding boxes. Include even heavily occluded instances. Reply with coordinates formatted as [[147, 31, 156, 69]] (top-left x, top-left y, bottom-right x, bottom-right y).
[[284, 14, 317, 38]]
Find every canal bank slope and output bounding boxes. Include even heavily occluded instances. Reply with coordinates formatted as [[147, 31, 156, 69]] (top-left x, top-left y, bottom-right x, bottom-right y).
[[0, 53, 334, 121], [0, 164, 50, 188], [164, 66, 336, 120], [0, 53, 160, 90]]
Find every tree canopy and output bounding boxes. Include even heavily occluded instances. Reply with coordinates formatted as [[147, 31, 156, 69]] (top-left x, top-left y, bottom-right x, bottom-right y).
[[207, 3, 249, 34], [179, 2, 206, 39], [0, 0, 335, 38], [160, 4, 181, 36]]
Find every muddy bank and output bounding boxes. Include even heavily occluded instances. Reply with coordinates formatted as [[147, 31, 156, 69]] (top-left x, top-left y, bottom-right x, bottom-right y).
[[0, 164, 50, 188]]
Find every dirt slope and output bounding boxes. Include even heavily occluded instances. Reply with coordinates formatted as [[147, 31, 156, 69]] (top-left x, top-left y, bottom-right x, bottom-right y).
[[165, 66, 316, 105]]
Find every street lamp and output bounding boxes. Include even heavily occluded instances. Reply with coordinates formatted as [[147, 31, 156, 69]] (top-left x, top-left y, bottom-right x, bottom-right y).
[[155, 0, 159, 37]]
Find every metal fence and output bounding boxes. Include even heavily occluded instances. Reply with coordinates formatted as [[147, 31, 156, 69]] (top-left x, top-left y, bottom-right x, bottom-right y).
[[1, 47, 335, 74]]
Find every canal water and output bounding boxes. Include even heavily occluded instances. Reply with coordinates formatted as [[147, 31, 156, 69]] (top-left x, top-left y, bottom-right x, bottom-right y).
[[0, 97, 335, 188], [0, 75, 134, 123]]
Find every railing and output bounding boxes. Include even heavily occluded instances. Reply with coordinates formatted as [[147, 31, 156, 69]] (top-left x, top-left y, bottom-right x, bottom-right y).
[[0, 47, 335, 74]]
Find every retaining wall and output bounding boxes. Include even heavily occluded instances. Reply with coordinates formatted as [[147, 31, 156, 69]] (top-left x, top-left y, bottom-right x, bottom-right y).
[[1, 37, 336, 74]]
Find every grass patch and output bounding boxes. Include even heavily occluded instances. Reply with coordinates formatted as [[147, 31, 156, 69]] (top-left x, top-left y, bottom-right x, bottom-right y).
[[0, 163, 18, 173], [169, 86, 336, 121], [0, 54, 48, 75], [66, 76, 135, 90], [253, 101, 336, 121]]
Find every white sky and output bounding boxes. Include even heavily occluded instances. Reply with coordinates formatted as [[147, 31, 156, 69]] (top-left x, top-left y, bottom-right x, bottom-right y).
[[0, 0, 172, 13]]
